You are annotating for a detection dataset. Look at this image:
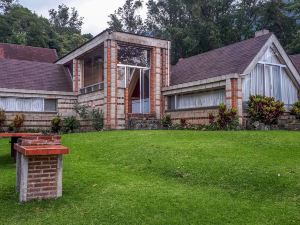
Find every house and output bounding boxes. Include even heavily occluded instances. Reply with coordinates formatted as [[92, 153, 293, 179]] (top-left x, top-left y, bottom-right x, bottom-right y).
[[0, 43, 76, 130], [0, 29, 299, 130], [0, 30, 170, 130], [163, 30, 300, 125]]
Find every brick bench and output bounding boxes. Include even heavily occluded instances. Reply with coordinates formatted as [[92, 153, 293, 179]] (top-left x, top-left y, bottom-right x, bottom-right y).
[[14, 135, 69, 202]]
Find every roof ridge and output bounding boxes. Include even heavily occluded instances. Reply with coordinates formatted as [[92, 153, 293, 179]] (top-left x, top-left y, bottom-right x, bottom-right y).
[[0, 42, 57, 51], [0, 58, 61, 66]]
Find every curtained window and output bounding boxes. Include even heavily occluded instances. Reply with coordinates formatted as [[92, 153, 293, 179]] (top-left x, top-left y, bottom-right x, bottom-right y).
[[242, 47, 298, 108], [168, 89, 225, 110], [0, 98, 57, 112]]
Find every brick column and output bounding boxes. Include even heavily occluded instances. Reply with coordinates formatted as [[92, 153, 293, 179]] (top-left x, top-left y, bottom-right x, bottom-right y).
[[15, 135, 69, 202], [155, 48, 162, 118], [226, 78, 243, 124], [72, 59, 84, 95], [150, 48, 156, 114], [104, 40, 118, 129]]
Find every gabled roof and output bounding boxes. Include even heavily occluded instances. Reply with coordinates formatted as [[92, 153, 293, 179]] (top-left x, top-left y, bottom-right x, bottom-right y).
[[171, 33, 272, 85], [289, 54, 300, 73], [0, 43, 58, 63], [0, 58, 72, 92]]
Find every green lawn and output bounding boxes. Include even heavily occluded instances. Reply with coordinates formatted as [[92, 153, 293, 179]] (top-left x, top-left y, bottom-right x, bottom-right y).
[[0, 131, 300, 225]]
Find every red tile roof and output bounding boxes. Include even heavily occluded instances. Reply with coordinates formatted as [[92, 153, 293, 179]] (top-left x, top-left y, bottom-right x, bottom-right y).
[[289, 54, 300, 73], [171, 33, 272, 85], [0, 43, 58, 63], [0, 58, 73, 92]]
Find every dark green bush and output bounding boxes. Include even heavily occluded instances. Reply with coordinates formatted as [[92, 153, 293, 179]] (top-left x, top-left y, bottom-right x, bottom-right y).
[[161, 114, 172, 128], [248, 95, 285, 125], [0, 108, 6, 130], [51, 116, 62, 133], [10, 114, 25, 132], [291, 101, 300, 119], [63, 116, 80, 133], [209, 104, 239, 130], [90, 109, 104, 131]]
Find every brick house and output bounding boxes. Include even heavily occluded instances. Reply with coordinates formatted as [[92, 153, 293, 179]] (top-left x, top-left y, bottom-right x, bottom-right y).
[[163, 30, 300, 125], [0, 29, 299, 130]]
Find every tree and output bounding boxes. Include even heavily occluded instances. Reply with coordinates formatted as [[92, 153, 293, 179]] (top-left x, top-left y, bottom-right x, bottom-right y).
[[49, 4, 83, 34], [0, 0, 15, 14], [108, 0, 145, 34]]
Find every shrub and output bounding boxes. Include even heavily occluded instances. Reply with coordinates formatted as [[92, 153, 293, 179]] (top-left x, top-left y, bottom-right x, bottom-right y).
[[161, 114, 172, 128], [180, 118, 187, 128], [248, 95, 285, 125], [0, 108, 6, 130], [51, 115, 62, 133], [73, 101, 90, 119], [63, 116, 80, 133], [209, 104, 239, 130], [291, 101, 300, 119], [11, 114, 25, 132], [90, 109, 104, 131]]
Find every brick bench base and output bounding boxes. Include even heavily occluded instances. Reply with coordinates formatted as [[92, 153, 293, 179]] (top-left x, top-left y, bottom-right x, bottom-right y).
[[15, 135, 69, 202]]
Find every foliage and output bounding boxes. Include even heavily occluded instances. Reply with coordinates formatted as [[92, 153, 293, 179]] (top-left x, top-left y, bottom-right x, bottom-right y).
[[90, 109, 104, 131], [63, 116, 80, 133], [109, 0, 300, 64], [248, 95, 285, 125], [73, 101, 90, 119], [291, 101, 300, 119], [11, 113, 25, 132], [51, 115, 62, 133], [108, 0, 144, 34], [0, 108, 6, 129], [0, 4, 92, 57], [161, 114, 172, 128], [49, 4, 83, 34], [209, 104, 239, 130]]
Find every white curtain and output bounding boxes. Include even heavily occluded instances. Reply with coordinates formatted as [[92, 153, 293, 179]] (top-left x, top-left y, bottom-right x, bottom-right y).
[[176, 89, 225, 109], [243, 64, 298, 106], [0, 98, 44, 112]]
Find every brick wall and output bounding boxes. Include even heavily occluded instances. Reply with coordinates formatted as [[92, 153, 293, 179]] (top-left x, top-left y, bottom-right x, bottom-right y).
[[26, 155, 59, 201]]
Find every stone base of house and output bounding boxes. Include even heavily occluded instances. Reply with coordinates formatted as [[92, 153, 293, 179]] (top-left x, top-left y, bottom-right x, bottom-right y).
[[127, 114, 161, 130], [166, 107, 219, 125]]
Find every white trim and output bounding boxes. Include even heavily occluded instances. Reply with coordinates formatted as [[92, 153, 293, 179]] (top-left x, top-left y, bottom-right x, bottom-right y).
[[117, 64, 150, 69], [258, 61, 286, 67]]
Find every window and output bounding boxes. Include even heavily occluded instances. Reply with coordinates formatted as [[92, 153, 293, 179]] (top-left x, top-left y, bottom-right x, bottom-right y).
[[0, 98, 57, 112], [118, 45, 150, 67], [243, 64, 298, 106], [168, 89, 225, 110], [44, 99, 57, 112]]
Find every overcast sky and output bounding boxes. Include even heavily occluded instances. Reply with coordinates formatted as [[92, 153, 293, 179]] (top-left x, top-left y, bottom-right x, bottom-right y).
[[19, 0, 143, 35]]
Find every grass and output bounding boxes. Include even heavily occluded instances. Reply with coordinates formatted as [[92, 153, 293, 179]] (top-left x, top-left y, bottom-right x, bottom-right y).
[[0, 130, 300, 225]]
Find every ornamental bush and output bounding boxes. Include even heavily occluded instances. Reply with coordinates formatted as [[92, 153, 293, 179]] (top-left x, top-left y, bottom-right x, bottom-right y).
[[90, 109, 104, 131], [209, 104, 239, 130], [248, 95, 285, 125], [11, 114, 25, 132], [161, 114, 172, 128], [0, 108, 6, 130], [63, 116, 80, 133], [291, 101, 300, 119], [51, 115, 62, 133]]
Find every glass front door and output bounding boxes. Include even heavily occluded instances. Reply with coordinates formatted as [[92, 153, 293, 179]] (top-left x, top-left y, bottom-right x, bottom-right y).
[[118, 65, 150, 114]]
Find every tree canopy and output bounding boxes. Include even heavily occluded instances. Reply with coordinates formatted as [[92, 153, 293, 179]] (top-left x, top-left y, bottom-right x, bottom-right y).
[[0, 2, 93, 57], [108, 0, 300, 64]]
